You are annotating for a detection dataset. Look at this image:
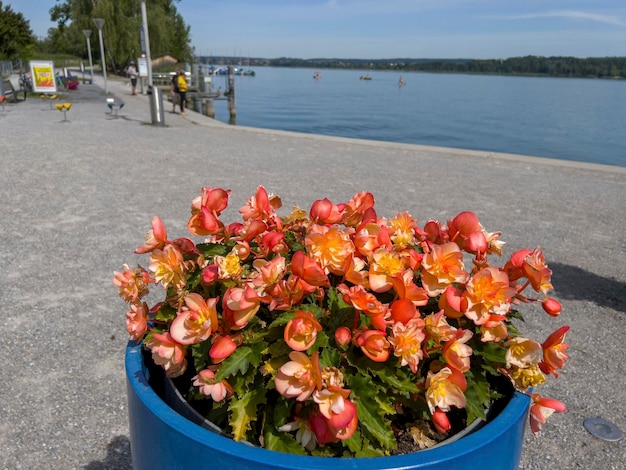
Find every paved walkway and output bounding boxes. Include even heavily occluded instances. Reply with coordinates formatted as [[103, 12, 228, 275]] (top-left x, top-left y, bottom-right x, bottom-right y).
[[1, 71, 624, 469]]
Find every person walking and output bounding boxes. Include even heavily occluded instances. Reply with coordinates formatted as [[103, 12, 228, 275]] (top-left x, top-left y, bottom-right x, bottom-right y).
[[127, 61, 138, 95], [176, 70, 188, 115]]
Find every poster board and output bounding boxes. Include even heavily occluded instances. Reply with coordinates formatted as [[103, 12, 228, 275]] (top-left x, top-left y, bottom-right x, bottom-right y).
[[29, 60, 57, 93], [138, 58, 148, 77]]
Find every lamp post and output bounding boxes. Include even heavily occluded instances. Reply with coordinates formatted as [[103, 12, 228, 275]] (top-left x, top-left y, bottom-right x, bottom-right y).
[[82, 30, 94, 84], [92, 18, 107, 94], [140, 1, 153, 87]]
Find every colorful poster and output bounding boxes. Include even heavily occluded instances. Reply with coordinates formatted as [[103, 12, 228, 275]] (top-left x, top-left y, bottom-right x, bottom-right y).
[[29, 60, 57, 93]]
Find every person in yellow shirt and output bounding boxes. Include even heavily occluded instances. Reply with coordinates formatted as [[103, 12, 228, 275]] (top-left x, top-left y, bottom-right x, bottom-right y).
[[176, 70, 188, 115]]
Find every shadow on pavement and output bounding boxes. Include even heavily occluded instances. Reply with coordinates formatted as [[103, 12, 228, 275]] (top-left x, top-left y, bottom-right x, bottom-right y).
[[551, 262, 626, 311], [83, 435, 132, 470]]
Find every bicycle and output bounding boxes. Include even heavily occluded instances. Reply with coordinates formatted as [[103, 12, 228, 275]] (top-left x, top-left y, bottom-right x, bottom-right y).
[[18, 72, 33, 100]]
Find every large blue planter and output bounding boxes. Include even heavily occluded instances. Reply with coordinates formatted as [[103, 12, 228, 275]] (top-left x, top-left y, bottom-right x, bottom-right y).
[[126, 341, 530, 470]]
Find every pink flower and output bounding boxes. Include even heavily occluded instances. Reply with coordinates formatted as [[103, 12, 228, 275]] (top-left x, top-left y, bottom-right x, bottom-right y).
[[309, 198, 344, 224], [275, 352, 321, 402], [135, 216, 167, 254], [389, 319, 426, 373], [210, 335, 238, 363], [223, 285, 261, 330], [170, 293, 219, 345], [145, 332, 187, 378], [113, 264, 151, 302], [193, 369, 233, 402], [529, 394, 566, 434], [125, 301, 149, 341]]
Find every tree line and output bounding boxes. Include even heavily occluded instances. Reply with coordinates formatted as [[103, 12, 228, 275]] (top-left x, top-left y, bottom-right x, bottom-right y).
[[1, 0, 192, 73], [207, 55, 626, 80]]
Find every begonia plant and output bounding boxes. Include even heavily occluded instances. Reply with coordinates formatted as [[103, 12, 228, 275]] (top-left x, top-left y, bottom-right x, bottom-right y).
[[114, 185, 568, 457]]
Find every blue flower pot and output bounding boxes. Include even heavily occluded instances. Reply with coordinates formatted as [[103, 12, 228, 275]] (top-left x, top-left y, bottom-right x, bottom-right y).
[[126, 341, 530, 470]]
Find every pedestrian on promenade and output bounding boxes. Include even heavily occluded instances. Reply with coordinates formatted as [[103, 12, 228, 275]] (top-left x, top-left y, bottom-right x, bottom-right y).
[[170, 70, 179, 113], [176, 70, 188, 115], [127, 61, 138, 95]]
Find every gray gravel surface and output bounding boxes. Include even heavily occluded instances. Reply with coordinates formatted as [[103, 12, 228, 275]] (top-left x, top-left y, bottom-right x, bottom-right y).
[[1, 73, 624, 469]]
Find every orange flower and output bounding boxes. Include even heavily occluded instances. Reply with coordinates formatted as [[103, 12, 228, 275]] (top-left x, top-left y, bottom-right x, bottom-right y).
[[425, 367, 467, 414], [479, 315, 509, 342], [290, 251, 329, 287], [424, 310, 457, 343], [188, 187, 230, 236], [284, 311, 323, 351], [539, 326, 569, 378], [420, 242, 469, 296], [391, 270, 429, 306], [209, 335, 238, 363], [337, 284, 387, 317], [341, 191, 376, 227], [309, 198, 344, 224], [149, 244, 186, 291], [464, 267, 516, 325], [369, 248, 405, 293], [170, 293, 219, 345], [353, 222, 391, 259], [267, 275, 317, 311], [113, 263, 151, 303], [239, 185, 281, 222], [389, 319, 426, 373], [388, 211, 418, 249], [135, 216, 167, 254], [355, 329, 391, 362], [305, 223, 355, 276], [443, 329, 473, 372], [522, 247, 554, 294]]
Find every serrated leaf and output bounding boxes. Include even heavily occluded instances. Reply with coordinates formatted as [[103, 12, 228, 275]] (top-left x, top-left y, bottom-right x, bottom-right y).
[[473, 342, 507, 364], [465, 371, 489, 423], [228, 386, 267, 441], [263, 426, 308, 455], [191, 341, 212, 373], [153, 304, 176, 322], [215, 345, 260, 381], [351, 374, 397, 449], [197, 243, 229, 257]]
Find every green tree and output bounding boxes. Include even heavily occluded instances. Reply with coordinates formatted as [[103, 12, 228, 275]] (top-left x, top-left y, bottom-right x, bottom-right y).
[[46, 0, 192, 72], [0, 1, 36, 60]]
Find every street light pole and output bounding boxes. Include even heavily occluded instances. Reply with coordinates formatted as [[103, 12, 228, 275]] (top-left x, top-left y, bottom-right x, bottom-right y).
[[92, 18, 107, 94], [140, 1, 153, 87], [82, 30, 94, 84]]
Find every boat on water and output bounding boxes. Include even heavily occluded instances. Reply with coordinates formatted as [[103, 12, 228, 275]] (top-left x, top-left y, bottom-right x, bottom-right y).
[[313, 71, 322, 80], [359, 74, 372, 80]]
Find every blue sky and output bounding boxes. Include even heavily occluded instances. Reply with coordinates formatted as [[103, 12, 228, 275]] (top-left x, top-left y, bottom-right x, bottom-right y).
[[10, 0, 626, 59]]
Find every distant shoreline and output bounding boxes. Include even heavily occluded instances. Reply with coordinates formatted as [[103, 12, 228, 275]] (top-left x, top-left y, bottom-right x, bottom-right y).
[[199, 55, 626, 80]]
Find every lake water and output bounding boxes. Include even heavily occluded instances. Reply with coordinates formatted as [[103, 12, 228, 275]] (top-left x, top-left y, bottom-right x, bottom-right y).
[[209, 67, 625, 167]]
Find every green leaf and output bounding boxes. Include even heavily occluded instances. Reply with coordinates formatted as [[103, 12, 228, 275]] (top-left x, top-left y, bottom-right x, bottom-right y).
[[473, 341, 507, 364], [264, 428, 308, 455], [191, 341, 212, 373], [228, 386, 267, 441], [351, 374, 397, 449], [215, 344, 264, 381], [153, 303, 176, 322], [464, 371, 490, 423], [197, 243, 229, 257]]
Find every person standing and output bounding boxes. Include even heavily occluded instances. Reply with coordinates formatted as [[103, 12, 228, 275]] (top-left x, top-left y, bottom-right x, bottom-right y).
[[127, 61, 138, 95], [176, 70, 188, 115], [170, 70, 179, 113]]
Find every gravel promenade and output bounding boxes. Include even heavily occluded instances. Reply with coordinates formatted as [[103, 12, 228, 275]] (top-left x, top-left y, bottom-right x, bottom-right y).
[[1, 72, 624, 469]]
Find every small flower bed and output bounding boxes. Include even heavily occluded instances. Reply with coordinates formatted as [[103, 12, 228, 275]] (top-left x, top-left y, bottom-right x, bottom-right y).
[[114, 185, 568, 457]]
